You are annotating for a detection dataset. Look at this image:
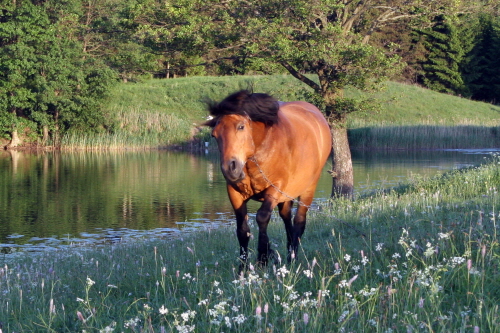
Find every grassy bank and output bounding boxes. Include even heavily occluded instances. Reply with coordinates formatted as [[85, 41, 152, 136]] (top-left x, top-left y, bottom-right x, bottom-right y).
[[60, 75, 500, 150], [1, 155, 499, 332]]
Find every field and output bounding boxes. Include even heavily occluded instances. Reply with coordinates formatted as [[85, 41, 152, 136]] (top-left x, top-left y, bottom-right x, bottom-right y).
[[1, 154, 499, 332], [61, 75, 500, 149]]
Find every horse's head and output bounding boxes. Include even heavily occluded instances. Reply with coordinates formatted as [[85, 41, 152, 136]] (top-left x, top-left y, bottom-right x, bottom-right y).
[[210, 114, 254, 183], [204, 90, 280, 183]]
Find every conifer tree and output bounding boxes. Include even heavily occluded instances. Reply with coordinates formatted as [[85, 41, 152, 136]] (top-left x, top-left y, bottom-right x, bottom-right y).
[[463, 15, 500, 103], [419, 15, 472, 95]]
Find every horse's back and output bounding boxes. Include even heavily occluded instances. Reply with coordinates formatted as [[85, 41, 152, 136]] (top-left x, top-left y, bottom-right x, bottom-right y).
[[279, 101, 331, 162]]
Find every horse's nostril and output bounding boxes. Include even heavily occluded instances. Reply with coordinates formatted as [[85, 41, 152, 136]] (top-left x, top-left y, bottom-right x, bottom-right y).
[[229, 160, 237, 172], [224, 158, 244, 181]]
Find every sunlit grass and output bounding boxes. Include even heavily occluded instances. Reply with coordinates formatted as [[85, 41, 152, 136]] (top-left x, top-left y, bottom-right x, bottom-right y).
[[58, 76, 500, 150], [1, 155, 499, 332]]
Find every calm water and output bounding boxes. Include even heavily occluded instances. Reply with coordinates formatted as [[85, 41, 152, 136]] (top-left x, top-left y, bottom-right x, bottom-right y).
[[0, 149, 495, 251]]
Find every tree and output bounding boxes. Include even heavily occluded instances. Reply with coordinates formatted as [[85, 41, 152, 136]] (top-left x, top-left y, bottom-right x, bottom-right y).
[[0, 0, 117, 147], [462, 15, 500, 103], [0, 1, 46, 146], [418, 15, 473, 94], [211, 0, 465, 196]]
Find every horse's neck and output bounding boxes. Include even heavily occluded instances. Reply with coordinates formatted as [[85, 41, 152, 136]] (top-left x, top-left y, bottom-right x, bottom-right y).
[[251, 121, 288, 164], [250, 121, 270, 150]]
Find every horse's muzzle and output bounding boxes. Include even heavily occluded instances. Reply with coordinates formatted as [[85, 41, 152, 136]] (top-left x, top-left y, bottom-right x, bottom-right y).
[[222, 158, 245, 183]]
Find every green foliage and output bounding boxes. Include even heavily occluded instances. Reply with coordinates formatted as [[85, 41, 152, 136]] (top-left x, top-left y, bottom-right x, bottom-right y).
[[232, 0, 404, 118], [0, 0, 118, 144], [1, 0, 499, 147]]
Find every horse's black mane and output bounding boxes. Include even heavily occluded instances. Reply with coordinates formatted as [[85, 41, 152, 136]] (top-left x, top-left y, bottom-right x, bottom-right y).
[[205, 90, 279, 127]]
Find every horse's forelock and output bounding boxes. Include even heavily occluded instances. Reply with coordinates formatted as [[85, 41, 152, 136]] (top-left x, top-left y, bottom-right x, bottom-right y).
[[206, 90, 279, 126]]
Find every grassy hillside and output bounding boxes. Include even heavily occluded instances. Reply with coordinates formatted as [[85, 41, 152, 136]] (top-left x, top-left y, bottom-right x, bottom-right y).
[[62, 75, 500, 149], [107, 75, 500, 126]]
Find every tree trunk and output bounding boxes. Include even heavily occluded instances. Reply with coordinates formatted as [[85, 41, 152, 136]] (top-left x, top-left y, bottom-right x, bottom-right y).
[[329, 123, 354, 198], [42, 125, 49, 145], [323, 91, 354, 198], [5, 129, 22, 149]]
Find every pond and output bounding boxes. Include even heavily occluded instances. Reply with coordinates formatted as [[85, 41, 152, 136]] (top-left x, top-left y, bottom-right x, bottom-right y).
[[0, 149, 496, 252]]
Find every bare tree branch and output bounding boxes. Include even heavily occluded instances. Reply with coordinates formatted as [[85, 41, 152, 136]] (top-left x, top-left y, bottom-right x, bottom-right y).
[[279, 61, 321, 93]]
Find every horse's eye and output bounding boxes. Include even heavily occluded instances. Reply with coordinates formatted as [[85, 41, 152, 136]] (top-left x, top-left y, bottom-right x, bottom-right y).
[[237, 124, 245, 131]]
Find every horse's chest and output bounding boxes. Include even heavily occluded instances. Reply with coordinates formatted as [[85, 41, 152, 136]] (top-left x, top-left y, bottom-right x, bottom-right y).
[[230, 171, 269, 201]]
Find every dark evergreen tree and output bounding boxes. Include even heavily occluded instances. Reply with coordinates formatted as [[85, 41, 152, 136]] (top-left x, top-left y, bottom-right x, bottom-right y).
[[419, 15, 473, 95], [462, 15, 500, 103]]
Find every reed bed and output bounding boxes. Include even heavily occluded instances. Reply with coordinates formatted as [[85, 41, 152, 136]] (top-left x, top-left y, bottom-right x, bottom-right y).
[[349, 125, 500, 150], [1, 155, 499, 332], [59, 109, 193, 150]]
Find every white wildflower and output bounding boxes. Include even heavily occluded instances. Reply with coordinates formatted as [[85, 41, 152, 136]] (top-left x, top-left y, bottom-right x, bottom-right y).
[[175, 324, 195, 333], [438, 232, 450, 239], [276, 265, 289, 277], [361, 256, 369, 266], [424, 242, 435, 257], [181, 310, 196, 322], [224, 316, 232, 328], [86, 277, 95, 287], [232, 314, 247, 324], [197, 299, 209, 306], [303, 269, 313, 278], [124, 317, 140, 328], [159, 305, 169, 315]]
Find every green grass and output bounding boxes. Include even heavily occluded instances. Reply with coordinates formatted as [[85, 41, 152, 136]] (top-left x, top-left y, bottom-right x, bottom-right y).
[[349, 81, 500, 126], [1, 154, 499, 332], [59, 75, 500, 149]]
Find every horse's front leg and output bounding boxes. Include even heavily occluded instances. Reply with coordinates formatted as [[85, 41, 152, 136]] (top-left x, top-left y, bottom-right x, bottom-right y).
[[235, 205, 249, 264], [228, 187, 250, 268], [256, 196, 278, 265]]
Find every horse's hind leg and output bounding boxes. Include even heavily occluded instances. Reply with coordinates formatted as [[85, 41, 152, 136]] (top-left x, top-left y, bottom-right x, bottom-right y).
[[278, 201, 294, 261], [291, 190, 315, 259]]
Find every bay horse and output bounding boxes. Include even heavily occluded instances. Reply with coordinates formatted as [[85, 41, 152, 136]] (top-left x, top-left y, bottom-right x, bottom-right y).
[[205, 90, 332, 266]]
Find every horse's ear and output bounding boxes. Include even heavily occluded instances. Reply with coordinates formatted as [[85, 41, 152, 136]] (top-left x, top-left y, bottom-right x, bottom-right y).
[[203, 117, 217, 128]]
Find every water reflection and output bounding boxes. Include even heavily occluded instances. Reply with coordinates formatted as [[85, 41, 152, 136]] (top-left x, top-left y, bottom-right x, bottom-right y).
[[0, 149, 495, 250]]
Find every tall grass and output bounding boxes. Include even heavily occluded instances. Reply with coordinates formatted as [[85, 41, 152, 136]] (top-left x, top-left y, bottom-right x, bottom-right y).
[[349, 125, 500, 150], [60, 109, 193, 150], [1, 155, 498, 332]]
